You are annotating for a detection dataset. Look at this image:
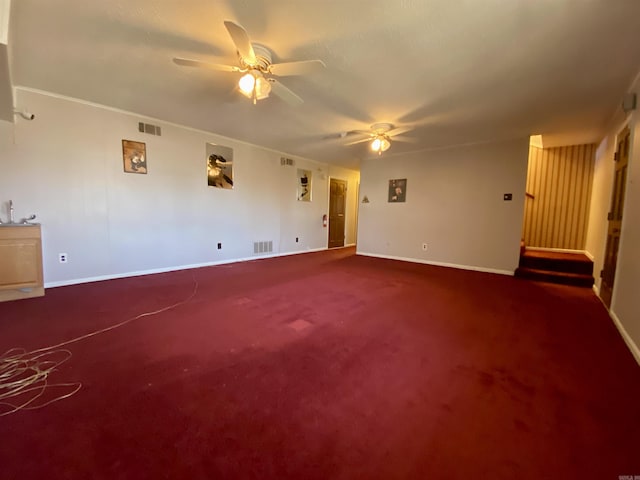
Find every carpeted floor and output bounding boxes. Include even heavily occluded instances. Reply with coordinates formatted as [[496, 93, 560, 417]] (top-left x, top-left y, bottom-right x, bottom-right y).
[[1, 247, 639, 479]]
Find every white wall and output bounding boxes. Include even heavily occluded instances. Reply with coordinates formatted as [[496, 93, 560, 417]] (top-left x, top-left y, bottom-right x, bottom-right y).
[[356, 138, 529, 274], [0, 88, 359, 286], [586, 77, 640, 363]]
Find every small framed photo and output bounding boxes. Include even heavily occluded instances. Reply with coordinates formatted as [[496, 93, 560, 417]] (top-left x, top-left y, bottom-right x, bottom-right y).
[[388, 178, 407, 202], [297, 168, 312, 201], [122, 140, 147, 174]]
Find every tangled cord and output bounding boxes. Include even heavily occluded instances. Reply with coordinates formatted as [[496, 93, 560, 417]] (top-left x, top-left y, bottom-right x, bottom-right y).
[[0, 348, 81, 417], [0, 275, 198, 417]]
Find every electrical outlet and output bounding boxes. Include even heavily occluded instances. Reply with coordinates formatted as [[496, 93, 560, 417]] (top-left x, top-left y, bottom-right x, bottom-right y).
[[296, 237, 299, 243], [59, 253, 68, 263], [422, 243, 428, 251], [217, 242, 222, 250]]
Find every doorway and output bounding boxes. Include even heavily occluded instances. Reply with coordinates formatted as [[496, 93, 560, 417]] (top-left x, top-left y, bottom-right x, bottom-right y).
[[328, 178, 347, 248], [600, 126, 630, 308]]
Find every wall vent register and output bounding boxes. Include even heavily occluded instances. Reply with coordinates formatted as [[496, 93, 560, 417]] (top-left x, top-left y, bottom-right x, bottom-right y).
[[253, 241, 273, 254], [138, 122, 162, 136]]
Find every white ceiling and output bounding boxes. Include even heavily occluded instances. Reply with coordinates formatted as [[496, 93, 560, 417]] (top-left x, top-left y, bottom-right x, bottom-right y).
[[8, 0, 640, 169]]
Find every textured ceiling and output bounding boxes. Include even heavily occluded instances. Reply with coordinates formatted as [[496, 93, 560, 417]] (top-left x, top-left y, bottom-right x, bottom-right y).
[[9, 0, 640, 169]]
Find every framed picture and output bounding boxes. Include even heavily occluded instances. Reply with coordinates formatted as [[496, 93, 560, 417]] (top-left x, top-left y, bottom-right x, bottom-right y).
[[297, 168, 312, 201], [388, 178, 407, 202], [122, 140, 147, 174], [206, 143, 234, 189]]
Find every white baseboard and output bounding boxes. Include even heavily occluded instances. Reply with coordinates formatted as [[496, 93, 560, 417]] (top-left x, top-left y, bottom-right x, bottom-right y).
[[356, 251, 513, 276], [609, 310, 640, 367], [526, 246, 590, 257], [592, 285, 640, 367], [45, 247, 328, 288]]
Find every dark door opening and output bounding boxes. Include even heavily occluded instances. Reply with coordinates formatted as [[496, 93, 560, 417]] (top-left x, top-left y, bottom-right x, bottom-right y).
[[328, 178, 347, 248]]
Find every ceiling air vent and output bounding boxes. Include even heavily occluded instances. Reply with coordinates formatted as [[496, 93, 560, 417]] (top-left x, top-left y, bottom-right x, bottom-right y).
[[138, 122, 162, 136], [280, 157, 294, 167]]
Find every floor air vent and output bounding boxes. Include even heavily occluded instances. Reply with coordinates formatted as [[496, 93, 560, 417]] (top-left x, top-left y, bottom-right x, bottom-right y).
[[253, 241, 273, 254]]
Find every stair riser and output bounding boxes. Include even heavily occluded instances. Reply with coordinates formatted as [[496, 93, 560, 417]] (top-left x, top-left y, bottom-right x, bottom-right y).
[[515, 269, 594, 288], [519, 257, 593, 275]]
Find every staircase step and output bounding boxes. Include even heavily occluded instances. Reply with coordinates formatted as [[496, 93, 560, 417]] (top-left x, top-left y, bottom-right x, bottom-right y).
[[519, 250, 593, 276], [514, 267, 594, 287]]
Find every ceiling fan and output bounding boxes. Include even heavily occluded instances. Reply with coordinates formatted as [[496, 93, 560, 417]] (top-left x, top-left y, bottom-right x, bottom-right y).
[[173, 21, 325, 105], [344, 123, 415, 155]]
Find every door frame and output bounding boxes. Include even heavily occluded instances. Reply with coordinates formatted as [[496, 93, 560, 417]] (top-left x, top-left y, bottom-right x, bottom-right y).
[[600, 124, 631, 308]]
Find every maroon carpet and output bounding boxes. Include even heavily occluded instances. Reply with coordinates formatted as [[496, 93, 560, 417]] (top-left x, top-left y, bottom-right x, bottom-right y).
[[1, 247, 639, 479]]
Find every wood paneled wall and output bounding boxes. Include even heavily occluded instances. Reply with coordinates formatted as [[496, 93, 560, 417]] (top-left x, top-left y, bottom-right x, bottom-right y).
[[523, 144, 595, 250]]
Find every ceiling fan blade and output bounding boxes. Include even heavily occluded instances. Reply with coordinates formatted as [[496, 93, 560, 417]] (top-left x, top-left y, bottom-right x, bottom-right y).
[[269, 79, 303, 106], [224, 21, 256, 65], [173, 57, 240, 72], [270, 59, 326, 77], [392, 135, 418, 143], [388, 126, 414, 137], [344, 137, 372, 146], [348, 129, 373, 136]]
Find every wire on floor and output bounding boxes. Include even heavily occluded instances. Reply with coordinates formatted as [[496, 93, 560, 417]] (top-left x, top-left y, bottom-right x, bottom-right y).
[[0, 274, 199, 417]]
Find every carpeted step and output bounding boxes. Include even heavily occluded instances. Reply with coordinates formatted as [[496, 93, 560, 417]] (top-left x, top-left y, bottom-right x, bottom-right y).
[[514, 266, 594, 287], [519, 250, 593, 276]]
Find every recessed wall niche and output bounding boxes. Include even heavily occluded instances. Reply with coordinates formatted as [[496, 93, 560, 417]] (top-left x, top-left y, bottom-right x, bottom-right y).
[[297, 169, 312, 201]]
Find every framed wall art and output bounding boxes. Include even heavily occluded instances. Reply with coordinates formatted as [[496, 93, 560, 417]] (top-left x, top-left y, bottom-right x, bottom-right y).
[[122, 140, 147, 174], [388, 178, 407, 202], [206, 143, 234, 189], [297, 168, 312, 201]]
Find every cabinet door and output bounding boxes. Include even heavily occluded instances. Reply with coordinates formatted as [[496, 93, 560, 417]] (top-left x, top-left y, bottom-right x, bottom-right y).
[[0, 238, 42, 289]]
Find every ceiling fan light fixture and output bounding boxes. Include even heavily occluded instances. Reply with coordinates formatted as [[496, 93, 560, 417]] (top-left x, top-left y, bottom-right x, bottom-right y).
[[238, 70, 271, 102], [371, 135, 391, 154], [255, 76, 271, 100], [238, 72, 256, 96], [175, 21, 323, 107]]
